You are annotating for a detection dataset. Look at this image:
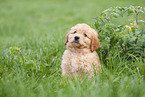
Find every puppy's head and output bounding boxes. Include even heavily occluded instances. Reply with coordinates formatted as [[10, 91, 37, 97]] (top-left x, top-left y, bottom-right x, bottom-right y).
[[65, 23, 100, 52]]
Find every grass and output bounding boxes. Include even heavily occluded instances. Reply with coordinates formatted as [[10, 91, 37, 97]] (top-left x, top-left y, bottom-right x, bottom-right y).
[[0, 0, 145, 97]]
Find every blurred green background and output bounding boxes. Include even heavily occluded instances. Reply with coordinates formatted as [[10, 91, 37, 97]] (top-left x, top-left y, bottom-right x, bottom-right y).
[[0, 0, 145, 52]]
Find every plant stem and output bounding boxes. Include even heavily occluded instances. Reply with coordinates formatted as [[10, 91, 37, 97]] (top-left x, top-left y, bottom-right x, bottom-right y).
[[119, 40, 125, 54], [133, 10, 138, 25], [136, 13, 138, 25], [135, 35, 138, 44]]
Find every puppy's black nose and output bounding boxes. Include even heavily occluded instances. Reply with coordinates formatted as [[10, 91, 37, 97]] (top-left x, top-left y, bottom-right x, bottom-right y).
[[74, 36, 80, 40]]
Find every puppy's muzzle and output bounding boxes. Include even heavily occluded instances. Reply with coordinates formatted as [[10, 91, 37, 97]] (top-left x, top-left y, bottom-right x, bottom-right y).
[[73, 36, 80, 44], [74, 36, 80, 40]]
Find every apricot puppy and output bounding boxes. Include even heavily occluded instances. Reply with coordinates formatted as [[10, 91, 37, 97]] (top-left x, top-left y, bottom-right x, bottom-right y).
[[61, 23, 101, 78]]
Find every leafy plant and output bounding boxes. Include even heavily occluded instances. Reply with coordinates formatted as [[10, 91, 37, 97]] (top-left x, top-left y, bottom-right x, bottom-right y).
[[93, 6, 145, 65]]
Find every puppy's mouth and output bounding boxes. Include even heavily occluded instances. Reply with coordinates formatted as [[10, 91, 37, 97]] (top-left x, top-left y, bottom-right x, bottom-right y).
[[73, 40, 80, 44], [71, 40, 81, 47]]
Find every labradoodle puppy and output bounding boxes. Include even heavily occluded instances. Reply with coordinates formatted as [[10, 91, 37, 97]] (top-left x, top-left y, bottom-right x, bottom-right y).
[[61, 23, 101, 78]]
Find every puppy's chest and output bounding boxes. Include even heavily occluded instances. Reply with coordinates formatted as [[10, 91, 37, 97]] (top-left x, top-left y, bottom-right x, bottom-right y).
[[69, 53, 94, 68]]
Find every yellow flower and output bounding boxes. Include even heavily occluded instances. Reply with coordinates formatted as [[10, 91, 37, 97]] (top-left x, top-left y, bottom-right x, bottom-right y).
[[16, 48, 20, 50], [13, 46, 20, 50], [130, 23, 133, 25], [125, 25, 129, 28], [134, 24, 137, 27], [129, 27, 132, 32], [131, 26, 134, 28]]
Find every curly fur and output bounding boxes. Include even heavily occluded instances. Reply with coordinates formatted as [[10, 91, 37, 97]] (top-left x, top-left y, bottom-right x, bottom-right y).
[[61, 23, 101, 77]]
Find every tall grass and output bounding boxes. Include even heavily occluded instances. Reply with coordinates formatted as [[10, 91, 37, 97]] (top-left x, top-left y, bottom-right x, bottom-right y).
[[0, 0, 145, 97]]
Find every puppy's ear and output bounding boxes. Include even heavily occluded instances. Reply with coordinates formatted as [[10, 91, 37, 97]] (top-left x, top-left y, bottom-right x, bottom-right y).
[[90, 36, 100, 51], [64, 33, 69, 45]]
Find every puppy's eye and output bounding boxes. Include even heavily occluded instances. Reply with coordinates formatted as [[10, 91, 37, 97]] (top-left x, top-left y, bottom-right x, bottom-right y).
[[74, 31, 77, 33], [84, 33, 87, 37]]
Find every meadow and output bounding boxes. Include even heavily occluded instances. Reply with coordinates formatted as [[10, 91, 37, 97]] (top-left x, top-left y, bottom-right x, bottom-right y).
[[0, 0, 145, 97]]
